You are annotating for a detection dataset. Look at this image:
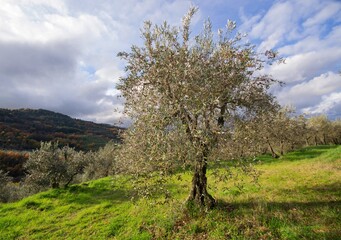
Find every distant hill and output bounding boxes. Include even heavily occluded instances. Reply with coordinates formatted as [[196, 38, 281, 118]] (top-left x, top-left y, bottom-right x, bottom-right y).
[[0, 108, 123, 152]]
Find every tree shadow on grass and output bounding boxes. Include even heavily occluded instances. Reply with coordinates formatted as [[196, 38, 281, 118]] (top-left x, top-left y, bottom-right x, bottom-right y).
[[214, 199, 341, 239], [309, 182, 341, 194], [214, 181, 341, 226], [216, 199, 341, 212], [215, 182, 341, 231], [37, 179, 185, 207], [37, 180, 135, 206], [218, 182, 341, 209]]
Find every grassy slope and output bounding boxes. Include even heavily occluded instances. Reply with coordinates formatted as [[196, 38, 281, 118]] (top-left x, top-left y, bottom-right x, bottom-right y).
[[0, 145, 340, 239]]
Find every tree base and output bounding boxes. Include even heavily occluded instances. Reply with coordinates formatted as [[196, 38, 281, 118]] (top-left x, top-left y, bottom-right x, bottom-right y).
[[186, 191, 215, 210]]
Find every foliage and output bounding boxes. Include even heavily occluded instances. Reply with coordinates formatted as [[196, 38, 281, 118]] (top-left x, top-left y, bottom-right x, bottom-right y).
[[306, 115, 341, 145], [237, 109, 341, 159], [83, 141, 118, 181], [0, 140, 120, 202], [117, 7, 280, 207], [0, 146, 340, 239], [24, 142, 89, 191], [0, 108, 123, 192], [247, 107, 307, 157], [0, 170, 12, 202], [0, 150, 28, 181], [330, 119, 341, 144]]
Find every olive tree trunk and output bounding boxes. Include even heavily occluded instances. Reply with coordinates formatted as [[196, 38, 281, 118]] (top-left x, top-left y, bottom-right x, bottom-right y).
[[187, 148, 215, 209], [267, 139, 279, 158]]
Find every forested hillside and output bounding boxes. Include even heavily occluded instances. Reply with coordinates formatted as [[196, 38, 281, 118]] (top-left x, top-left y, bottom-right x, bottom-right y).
[[0, 108, 122, 152]]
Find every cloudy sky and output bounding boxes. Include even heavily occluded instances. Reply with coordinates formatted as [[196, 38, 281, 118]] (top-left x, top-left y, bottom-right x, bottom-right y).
[[0, 0, 340, 125]]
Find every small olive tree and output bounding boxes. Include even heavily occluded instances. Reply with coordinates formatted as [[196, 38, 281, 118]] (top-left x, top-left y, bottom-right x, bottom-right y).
[[117, 8, 279, 208], [83, 141, 118, 180], [25, 142, 88, 190]]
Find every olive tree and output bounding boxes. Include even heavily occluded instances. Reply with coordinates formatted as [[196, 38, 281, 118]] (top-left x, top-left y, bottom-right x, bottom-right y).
[[306, 115, 332, 145], [251, 107, 307, 157], [83, 141, 118, 181], [25, 142, 88, 190], [331, 119, 341, 144], [117, 8, 279, 208]]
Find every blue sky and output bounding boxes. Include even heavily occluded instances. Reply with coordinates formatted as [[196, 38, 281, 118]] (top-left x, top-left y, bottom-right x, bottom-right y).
[[0, 0, 340, 124]]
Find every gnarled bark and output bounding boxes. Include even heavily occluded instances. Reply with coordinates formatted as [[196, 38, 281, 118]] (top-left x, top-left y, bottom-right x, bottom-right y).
[[187, 152, 215, 209]]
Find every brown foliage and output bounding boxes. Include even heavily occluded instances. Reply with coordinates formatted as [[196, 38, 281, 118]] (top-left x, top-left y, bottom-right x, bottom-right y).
[[0, 150, 28, 181]]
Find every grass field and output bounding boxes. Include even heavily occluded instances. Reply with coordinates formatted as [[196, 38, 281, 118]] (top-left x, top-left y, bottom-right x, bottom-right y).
[[0, 145, 340, 239]]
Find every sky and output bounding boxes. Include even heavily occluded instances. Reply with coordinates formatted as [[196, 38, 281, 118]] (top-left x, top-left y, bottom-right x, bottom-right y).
[[0, 0, 340, 126]]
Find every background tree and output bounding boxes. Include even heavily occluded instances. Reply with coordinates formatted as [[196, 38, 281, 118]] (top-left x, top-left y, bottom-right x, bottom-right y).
[[25, 142, 88, 191], [306, 115, 332, 145], [83, 141, 118, 181], [330, 119, 341, 144], [251, 107, 307, 158], [117, 7, 279, 208], [287, 114, 307, 150]]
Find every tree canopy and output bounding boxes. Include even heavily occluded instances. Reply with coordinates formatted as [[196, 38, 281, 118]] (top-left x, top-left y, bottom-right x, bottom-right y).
[[117, 7, 280, 208]]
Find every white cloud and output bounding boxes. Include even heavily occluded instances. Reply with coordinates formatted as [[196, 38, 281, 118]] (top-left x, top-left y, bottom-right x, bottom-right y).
[[303, 1, 341, 28], [303, 92, 341, 116], [0, 2, 107, 43], [263, 48, 341, 83], [249, 1, 295, 50], [0, 0, 196, 125], [278, 25, 341, 56], [277, 72, 341, 108], [0, 0, 340, 124], [241, 0, 341, 119], [21, 0, 68, 13], [243, 0, 341, 51], [260, 20, 341, 83]]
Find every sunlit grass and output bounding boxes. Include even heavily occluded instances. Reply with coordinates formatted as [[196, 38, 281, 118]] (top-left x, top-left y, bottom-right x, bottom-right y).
[[0, 145, 340, 239]]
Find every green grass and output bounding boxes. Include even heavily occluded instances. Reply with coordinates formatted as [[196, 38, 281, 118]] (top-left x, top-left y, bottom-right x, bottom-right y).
[[0, 145, 340, 239]]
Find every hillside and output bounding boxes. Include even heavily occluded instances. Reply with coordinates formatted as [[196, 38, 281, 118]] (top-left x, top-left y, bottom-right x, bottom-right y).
[[0, 145, 340, 239], [0, 108, 122, 152]]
